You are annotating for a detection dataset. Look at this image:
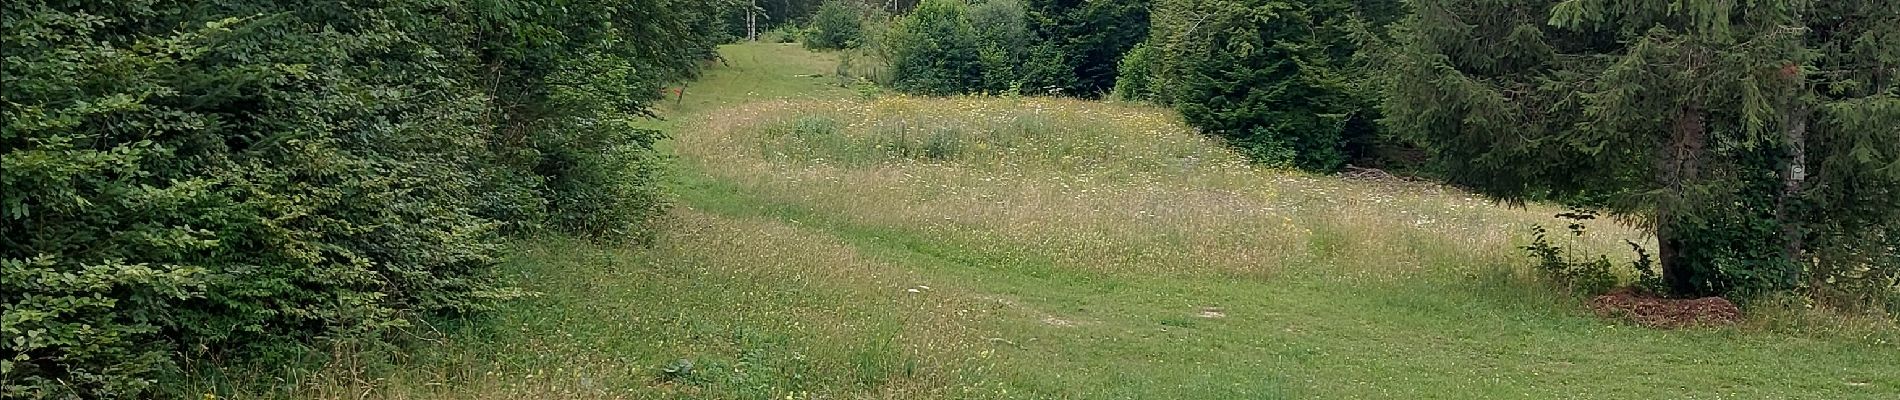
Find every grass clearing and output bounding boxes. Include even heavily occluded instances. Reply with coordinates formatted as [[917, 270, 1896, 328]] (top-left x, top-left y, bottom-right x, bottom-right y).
[[237, 43, 1898, 399]]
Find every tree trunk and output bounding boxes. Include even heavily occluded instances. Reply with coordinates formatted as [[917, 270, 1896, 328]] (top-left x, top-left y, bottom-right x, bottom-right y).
[[1659, 107, 1708, 296], [1771, 63, 1810, 287], [747, 0, 759, 42], [1774, 102, 1809, 267], [1657, 221, 1687, 293]]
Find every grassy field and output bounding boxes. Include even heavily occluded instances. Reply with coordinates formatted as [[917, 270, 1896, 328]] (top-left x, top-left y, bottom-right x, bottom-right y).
[[230, 43, 1898, 399]]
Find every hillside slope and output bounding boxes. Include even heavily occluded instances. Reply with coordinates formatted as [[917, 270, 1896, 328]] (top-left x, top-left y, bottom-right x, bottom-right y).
[[223, 43, 1898, 400]]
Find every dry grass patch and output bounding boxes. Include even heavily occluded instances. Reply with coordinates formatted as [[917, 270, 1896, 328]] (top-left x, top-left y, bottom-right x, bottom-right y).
[[677, 96, 1647, 284]]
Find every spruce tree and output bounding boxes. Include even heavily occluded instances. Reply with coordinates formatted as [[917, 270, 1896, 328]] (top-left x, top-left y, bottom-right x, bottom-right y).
[[1797, 0, 1900, 304], [1384, 0, 1899, 297], [885, 0, 986, 95], [1022, 0, 1152, 96], [1141, 0, 1386, 171]]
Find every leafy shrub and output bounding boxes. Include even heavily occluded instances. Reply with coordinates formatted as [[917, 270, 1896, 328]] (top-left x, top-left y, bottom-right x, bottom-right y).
[[834, 46, 891, 88], [877, 0, 1144, 98], [1520, 210, 1658, 296], [884, 0, 986, 95], [536, 51, 674, 239], [1017, 42, 1080, 96], [1110, 42, 1158, 101], [880, 0, 1039, 95], [805, 1, 865, 50], [1627, 240, 1665, 295], [968, 0, 1032, 92], [1, 1, 718, 397], [1022, 0, 1153, 97], [762, 25, 805, 44], [1524, 226, 1620, 296], [831, 7, 893, 87], [1666, 196, 1801, 298], [2, 257, 206, 397], [1141, 0, 1384, 171], [1808, 225, 1900, 312]]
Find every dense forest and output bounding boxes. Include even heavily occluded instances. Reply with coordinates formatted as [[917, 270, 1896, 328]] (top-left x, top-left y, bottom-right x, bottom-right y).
[[2, 1, 723, 397], [4, 0, 1897, 398]]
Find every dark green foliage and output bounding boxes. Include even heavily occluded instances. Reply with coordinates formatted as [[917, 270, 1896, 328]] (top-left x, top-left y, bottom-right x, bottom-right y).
[[1019, 42, 1082, 95], [1138, 0, 1387, 171], [885, 0, 988, 95], [1110, 42, 1158, 101], [1665, 166, 1800, 297], [1523, 210, 1657, 296], [1023, 0, 1152, 96], [1628, 239, 1665, 294], [880, 0, 1036, 94], [878, 0, 1144, 97], [969, 0, 1034, 92], [1384, 0, 1900, 299], [1, 0, 723, 397], [806, 1, 867, 50], [1799, 1, 1900, 307], [725, 0, 861, 40], [534, 51, 678, 239]]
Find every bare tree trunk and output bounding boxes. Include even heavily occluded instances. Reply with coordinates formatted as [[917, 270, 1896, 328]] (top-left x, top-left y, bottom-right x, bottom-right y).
[[1770, 104, 1801, 257], [1774, 95, 1810, 278], [1659, 106, 1708, 296], [747, 0, 759, 42], [1657, 220, 1684, 292]]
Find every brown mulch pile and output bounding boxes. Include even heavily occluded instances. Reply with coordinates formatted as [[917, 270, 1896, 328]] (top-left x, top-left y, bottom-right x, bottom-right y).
[[1339, 165, 1437, 187], [1587, 288, 1742, 329], [1340, 165, 1401, 181]]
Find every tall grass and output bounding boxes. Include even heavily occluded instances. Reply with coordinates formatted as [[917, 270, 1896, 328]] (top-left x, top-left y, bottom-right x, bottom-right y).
[[659, 93, 1896, 398], [230, 43, 1898, 399], [680, 96, 1647, 284]]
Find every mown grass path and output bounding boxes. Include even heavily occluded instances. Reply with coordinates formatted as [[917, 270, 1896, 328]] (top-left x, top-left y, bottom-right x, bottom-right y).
[[319, 43, 1898, 400]]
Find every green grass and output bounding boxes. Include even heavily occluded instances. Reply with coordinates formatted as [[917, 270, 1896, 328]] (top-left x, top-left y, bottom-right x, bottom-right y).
[[232, 42, 1898, 399]]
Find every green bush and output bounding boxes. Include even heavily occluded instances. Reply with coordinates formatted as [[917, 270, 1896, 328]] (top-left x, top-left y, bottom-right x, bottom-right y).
[[0, 1, 718, 397], [876, 0, 1146, 98], [1018, 42, 1081, 95], [766, 25, 806, 44], [885, 0, 987, 95], [969, 0, 1033, 93], [534, 51, 674, 239], [1110, 42, 1158, 101], [1527, 223, 1618, 295], [1141, 0, 1383, 171], [805, 1, 865, 50], [1022, 0, 1152, 97], [882, 0, 1038, 95]]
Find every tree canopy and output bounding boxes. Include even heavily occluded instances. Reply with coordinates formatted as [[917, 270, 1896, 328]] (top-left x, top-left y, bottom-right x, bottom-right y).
[[1384, 0, 1900, 297], [1, 1, 726, 396], [1126, 0, 1398, 171]]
